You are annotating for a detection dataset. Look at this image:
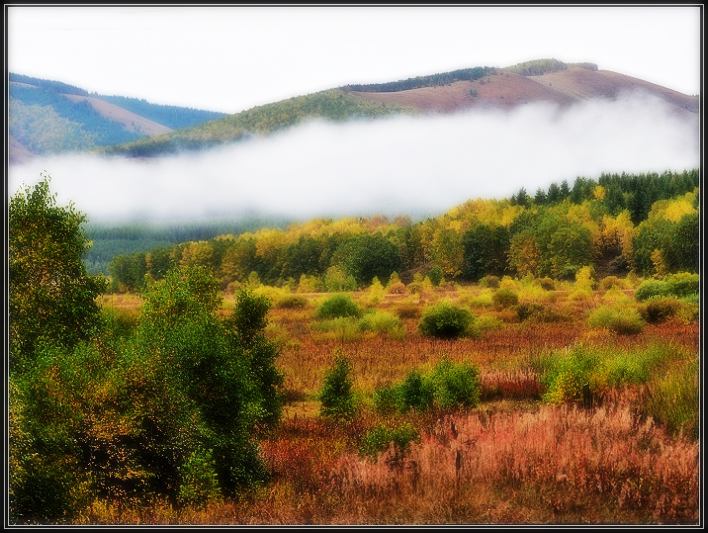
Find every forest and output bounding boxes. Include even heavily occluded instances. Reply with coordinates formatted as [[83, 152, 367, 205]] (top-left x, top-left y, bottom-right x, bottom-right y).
[[107, 170, 699, 293], [9, 170, 700, 525]]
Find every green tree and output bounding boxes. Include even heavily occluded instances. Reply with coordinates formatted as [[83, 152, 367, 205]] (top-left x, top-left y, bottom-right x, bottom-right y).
[[9, 177, 107, 372], [462, 224, 509, 281], [319, 352, 357, 421], [332, 234, 401, 286]]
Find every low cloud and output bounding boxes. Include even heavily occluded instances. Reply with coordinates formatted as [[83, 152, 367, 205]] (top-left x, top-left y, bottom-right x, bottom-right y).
[[9, 91, 699, 224]]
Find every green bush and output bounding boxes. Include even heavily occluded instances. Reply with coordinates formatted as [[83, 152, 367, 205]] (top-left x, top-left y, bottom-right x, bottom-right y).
[[316, 294, 362, 319], [635, 272, 699, 301], [538, 344, 676, 405], [400, 370, 434, 411], [493, 288, 519, 308], [428, 359, 481, 409], [373, 360, 480, 413], [359, 310, 405, 338], [479, 275, 500, 288], [101, 306, 139, 338], [428, 265, 444, 286], [359, 423, 419, 460], [418, 301, 473, 339], [177, 449, 221, 506], [639, 297, 682, 324], [312, 317, 362, 342], [319, 353, 357, 421], [588, 305, 645, 335]]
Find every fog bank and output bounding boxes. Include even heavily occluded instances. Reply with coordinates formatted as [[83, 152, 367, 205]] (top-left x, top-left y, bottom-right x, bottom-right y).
[[9, 92, 699, 224]]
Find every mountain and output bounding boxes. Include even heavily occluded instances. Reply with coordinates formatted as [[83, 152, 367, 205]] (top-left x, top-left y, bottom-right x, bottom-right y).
[[8, 73, 225, 163], [102, 58, 698, 158]]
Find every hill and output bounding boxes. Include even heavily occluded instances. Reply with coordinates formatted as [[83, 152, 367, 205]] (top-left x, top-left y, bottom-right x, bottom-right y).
[[8, 73, 225, 163], [103, 58, 698, 158]]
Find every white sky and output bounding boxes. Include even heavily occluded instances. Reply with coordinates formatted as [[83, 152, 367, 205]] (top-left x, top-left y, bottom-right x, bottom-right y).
[[7, 6, 701, 114]]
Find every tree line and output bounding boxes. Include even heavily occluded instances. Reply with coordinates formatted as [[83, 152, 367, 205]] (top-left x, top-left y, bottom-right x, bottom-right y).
[[109, 170, 699, 292]]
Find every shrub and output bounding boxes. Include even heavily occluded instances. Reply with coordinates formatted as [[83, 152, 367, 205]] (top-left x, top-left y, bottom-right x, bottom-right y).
[[313, 317, 362, 342], [319, 353, 357, 421], [177, 449, 221, 506], [588, 305, 645, 335], [493, 288, 518, 308], [538, 344, 675, 405], [645, 359, 698, 438], [428, 265, 444, 286], [538, 277, 556, 290], [316, 294, 362, 319], [428, 359, 481, 409], [275, 294, 308, 309], [386, 272, 407, 294], [639, 297, 682, 324], [516, 302, 545, 322], [599, 276, 624, 291], [359, 310, 405, 339], [419, 301, 473, 339], [374, 360, 480, 413], [479, 275, 500, 288], [468, 314, 503, 336], [635, 272, 699, 301], [666, 272, 699, 295], [364, 277, 386, 306], [296, 274, 323, 293], [359, 423, 419, 460], [400, 370, 434, 411], [324, 266, 357, 292], [515, 302, 564, 323], [100, 307, 139, 339]]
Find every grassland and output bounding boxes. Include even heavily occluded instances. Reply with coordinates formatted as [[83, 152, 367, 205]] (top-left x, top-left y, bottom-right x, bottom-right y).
[[90, 274, 699, 525]]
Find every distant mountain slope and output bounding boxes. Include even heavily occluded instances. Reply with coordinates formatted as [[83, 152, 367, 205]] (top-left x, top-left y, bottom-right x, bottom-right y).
[[350, 59, 698, 113], [8, 73, 226, 161], [103, 58, 697, 158], [102, 89, 409, 157]]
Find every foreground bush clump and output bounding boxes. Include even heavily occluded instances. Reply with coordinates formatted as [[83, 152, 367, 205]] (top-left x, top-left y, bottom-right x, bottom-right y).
[[316, 294, 362, 319], [10, 267, 283, 523], [588, 305, 645, 335], [492, 288, 519, 308], [419, 301, 473, 339], [374, 359, 481, 413], [359, 423, 419, 460], [635, 272, 699, 301]]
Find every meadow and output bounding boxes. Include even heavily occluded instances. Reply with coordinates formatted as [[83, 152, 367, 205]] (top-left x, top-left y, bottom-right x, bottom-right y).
[[88, 272, 699, 525]]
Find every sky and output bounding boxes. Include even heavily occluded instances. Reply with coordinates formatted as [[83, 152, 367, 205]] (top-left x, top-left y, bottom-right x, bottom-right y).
[[7, 5, 701, 114]]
